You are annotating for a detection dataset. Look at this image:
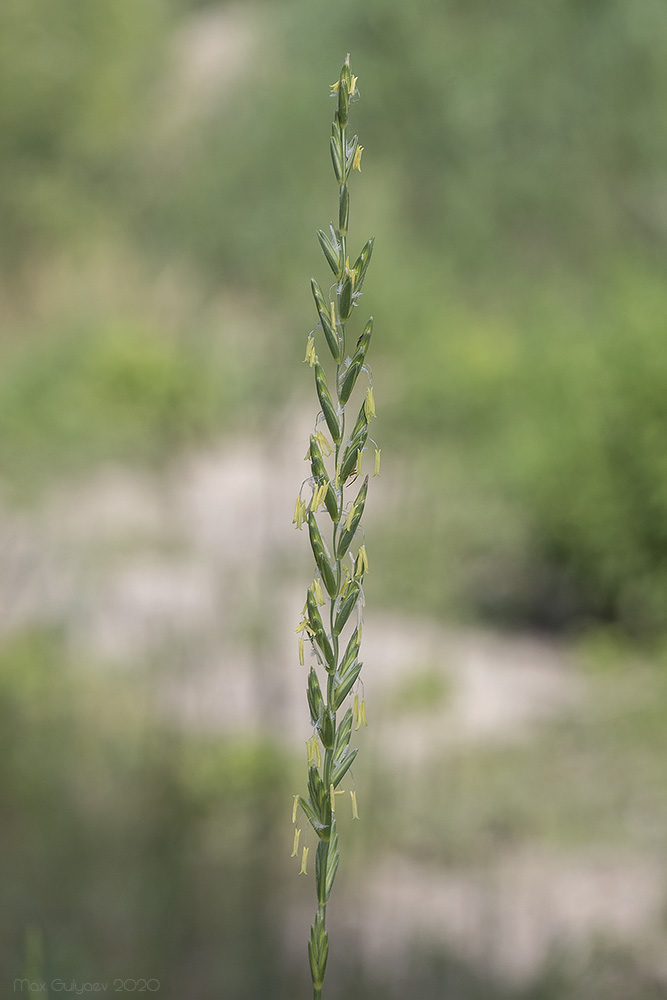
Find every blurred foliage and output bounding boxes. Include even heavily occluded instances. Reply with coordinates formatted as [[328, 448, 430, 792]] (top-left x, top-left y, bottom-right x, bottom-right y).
[[3, 629, 666, 998], [0, 321, 230, 496], [0, 629, 298, 996], [4, 0, 667, 626], [0, 0, 172, 267], [384, 664, 452, 715], [5, 6, 667, 997]]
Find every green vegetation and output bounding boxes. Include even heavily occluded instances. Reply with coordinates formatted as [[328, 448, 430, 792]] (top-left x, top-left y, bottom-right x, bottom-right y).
[[5, 630, 667, 997], [386, 666, 451, 715], [0, 629, 296, 995], [1, 321, 230, 494], [5, 0, 667, 631], [4, 5, 667, 996]]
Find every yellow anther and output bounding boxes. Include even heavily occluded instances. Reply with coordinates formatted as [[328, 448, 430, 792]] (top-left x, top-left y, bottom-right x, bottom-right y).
[[330, 301, 336, 327], [299, 846, 309, 875], [353, 693, 360, 728], [329, 784, 345, 814], [295, 619, 314, 636], [350, 790, 359, 820], [357, 448, 363, 475], [349, 74, 358, 96], [298, 635, 305, 666], [354, 545, 369, 578], [374, 448, 381, 477], [330, 80, 340, 93], [304, 335, 317, 367], [306, 735, 321, 768], [291, 827, 301, 857], [353, 145, 364, 172], [345, 503, 357, 531], [292, 794, 299, 824], [312, 577, 326, 606], [293, 495, 307, 529], [364, 385, 376, 420], [310, 483, 326, 512], [314, 431, 332, 457]]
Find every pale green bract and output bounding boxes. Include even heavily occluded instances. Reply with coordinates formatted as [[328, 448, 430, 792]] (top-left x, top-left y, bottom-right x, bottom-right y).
[[291, 54, 377, 1000]]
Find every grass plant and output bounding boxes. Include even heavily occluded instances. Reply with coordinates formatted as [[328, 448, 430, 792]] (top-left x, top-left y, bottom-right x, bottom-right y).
[[291, 55, 377, 999]]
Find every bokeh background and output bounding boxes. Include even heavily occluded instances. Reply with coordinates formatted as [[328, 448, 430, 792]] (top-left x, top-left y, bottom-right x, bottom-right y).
[[4, 1, 667, 997]]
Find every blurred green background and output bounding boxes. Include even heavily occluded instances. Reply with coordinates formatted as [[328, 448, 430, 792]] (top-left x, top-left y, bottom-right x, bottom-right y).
[[5, 0, 667, 997]]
